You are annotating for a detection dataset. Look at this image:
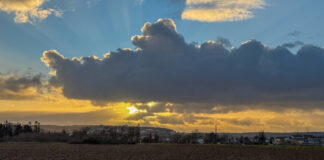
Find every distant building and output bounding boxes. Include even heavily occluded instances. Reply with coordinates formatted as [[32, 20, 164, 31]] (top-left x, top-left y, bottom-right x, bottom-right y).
[[273, 134, 324, 146], [197, 138, 204, 144]]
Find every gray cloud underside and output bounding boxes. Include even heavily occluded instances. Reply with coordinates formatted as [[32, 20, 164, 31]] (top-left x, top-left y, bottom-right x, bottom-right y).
[[0, 75, 43, 100], [41, 19, 324, 107], [281, 41, 304, 49]]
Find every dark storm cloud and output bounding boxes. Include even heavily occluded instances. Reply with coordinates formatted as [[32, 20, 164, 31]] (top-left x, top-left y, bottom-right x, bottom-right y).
[[41, 19, 324, 109], [0, 75, 43, 100]]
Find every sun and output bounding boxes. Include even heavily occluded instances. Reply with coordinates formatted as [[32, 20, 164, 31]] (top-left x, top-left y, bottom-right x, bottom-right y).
[[127, 106, 138, 114], [147, 102, 155, 107]]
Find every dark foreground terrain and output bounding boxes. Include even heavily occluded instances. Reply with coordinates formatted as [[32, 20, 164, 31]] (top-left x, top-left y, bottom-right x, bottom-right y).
[[0, 143, 324, 160]]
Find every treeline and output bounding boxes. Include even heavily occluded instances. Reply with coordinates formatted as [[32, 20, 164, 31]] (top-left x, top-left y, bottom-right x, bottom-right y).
[[167, 132, 266, 145], [139, 131, 267, 145], [0, 121, 40, 138], [71, 126, 141, 144], [0, 121, 68, 143], [0, 121, 141, 144], [204, 131, 267, 145], [0, 121, 269, 145]]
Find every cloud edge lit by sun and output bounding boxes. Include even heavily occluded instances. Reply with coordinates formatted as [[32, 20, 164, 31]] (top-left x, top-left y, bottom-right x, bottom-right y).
[[181, 0, 266, 22]]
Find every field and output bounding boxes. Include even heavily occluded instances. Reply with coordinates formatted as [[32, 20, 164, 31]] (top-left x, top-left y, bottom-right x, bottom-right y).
[[0, 143, 324, 160]]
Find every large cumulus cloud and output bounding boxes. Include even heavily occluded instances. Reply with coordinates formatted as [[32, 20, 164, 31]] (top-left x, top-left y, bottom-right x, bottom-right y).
[[41, 19, 324, 110]]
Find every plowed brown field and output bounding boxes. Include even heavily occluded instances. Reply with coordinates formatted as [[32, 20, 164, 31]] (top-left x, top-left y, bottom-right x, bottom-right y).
[[0, 143, 323, 160]]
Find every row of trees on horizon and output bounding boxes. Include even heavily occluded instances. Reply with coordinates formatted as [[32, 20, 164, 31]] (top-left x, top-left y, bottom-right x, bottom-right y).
[[0, 120, 268, 145], [0, 121, 40, 138]]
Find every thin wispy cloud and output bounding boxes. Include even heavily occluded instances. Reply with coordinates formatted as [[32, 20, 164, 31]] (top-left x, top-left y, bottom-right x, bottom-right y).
[[0, 0, 62, 23], [288, 30, 302, 37], [181, 0, 266, 22]]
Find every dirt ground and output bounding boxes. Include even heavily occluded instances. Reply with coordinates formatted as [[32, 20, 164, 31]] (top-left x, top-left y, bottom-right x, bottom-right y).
[[0, 143, 323, 160]]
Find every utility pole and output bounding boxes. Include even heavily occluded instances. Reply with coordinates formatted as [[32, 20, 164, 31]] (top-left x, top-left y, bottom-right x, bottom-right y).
[[214, 120, 218, 134]]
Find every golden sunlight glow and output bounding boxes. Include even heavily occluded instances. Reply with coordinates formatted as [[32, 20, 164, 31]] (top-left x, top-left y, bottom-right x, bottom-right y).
[[182, 0, 265, 22], [126, 106, 148, 115], [0, 79, 323, 132], [0, 0, 62, 23], [147, 102, 156, 107], [182, 8, 253, 22], [127, 106, 138, 114]]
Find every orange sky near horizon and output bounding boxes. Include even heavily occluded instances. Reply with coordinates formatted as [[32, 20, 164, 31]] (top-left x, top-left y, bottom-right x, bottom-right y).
[[0, 88, 323, 133]]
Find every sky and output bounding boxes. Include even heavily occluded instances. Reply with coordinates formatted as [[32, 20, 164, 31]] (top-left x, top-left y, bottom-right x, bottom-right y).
[[0, 0, 324, 133]]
